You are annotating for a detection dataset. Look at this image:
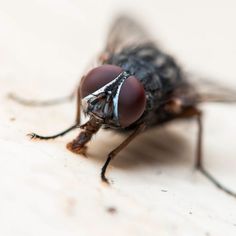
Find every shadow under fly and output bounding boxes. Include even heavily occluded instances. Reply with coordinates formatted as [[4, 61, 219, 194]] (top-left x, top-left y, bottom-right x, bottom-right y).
[[87, 124, 190, 170], [9, 16, 236, 198]]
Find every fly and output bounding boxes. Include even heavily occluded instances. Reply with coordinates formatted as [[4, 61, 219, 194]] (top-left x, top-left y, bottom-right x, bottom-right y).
[[9, 16, 236, 197]]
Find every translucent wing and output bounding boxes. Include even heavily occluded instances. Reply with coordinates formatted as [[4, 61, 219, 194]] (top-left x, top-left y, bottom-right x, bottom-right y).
[[88, 16, 154, 74], [104, 15, 153, 54], [101, 16, 236, 104], [188, 73, 236, 103]]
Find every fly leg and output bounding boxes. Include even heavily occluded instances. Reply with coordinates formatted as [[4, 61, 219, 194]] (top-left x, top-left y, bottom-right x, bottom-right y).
[[66, 116, 102, 156], [28, 124, 80, 140], [8, 89, 76, 106], [180, 106, 236, 197], [28, 89, 81, 140], [165, 98, 236, 198], [194, 110, 236, 198], [101, 123, 146, 183]]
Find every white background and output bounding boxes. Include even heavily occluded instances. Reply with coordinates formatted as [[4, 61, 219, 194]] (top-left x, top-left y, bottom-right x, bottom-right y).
[[1, 0, 236, 235]]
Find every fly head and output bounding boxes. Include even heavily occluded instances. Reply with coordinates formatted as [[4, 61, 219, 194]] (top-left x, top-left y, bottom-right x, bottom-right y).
[[80, 65, 146, 128]]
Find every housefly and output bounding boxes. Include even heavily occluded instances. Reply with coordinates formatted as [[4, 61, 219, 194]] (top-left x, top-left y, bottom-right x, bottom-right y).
[[10, 16, 236, 197]]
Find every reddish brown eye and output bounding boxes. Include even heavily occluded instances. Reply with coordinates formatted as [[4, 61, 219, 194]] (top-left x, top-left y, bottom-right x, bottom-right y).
[[80, 65, 123, 98], [118, 76, 146, 127]]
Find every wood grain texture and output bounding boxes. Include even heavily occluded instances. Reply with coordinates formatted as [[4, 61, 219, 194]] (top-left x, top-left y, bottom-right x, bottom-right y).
[[1, 1, 236, 235]]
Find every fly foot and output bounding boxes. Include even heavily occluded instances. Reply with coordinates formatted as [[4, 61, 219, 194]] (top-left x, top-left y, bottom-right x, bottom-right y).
[[66, 142, 88, 157]]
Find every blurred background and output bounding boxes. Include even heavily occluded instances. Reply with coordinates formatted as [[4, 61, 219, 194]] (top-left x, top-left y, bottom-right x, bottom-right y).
[[0, 0, 236, 236]]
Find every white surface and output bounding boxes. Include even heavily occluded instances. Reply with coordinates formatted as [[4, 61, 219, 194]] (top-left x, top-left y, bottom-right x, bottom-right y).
[[1, 1, 236, 235]]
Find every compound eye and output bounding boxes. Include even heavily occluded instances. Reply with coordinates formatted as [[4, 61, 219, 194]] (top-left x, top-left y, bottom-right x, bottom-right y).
[[118, 76, 146, 127], [80, 65, 123, 98]]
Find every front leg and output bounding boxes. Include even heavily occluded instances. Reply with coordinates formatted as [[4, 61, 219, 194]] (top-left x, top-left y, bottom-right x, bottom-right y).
[[28, 88, 82, 140], [101, 123, 146, 183], [28, 124, 80, 140], [67, 116, 102, 156]]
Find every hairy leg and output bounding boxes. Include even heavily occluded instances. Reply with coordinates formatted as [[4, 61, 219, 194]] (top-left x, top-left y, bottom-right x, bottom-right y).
[[28, 89, 81, 140], [101, 123, 146, 183], [194, 110, 236, 198], [67, 116, 102, 156], [155, 95, 236, 198], [8, 90, 76, 106], [28, 124, 80, 140]]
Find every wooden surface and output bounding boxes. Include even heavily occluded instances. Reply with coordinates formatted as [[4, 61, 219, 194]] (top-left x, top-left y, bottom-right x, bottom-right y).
[[1, 0, 236, 235]]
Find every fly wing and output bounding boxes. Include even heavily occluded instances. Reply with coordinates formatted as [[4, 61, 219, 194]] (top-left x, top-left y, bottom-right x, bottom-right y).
[[104, 15, 153, 54], [188, 73, 236, 103], [101, 16, 236, 104], [88, 16, 154, 75]]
